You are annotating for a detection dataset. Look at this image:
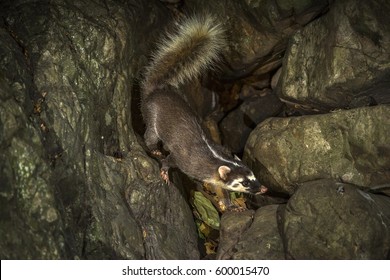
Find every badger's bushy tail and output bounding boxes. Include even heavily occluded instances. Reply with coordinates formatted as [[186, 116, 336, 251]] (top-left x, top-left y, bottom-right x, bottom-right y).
[[142, 15, 225, 95]]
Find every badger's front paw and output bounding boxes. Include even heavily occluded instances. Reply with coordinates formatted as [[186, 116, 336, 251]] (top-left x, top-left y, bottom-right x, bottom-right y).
[[151, 149, 164, 159], [160, 168, 170, 185]]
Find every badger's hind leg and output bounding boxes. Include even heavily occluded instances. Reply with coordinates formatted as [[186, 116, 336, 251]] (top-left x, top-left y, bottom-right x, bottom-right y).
[[160, 154, 176, 185], [144, 126, 164, 158]]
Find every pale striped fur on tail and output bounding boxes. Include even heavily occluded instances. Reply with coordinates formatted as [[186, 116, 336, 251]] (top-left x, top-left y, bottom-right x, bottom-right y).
[[142, 15, 225, 96]]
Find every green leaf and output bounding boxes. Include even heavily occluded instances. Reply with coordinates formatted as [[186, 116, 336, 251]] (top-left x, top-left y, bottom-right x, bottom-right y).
[[193, 191, 220, 229]]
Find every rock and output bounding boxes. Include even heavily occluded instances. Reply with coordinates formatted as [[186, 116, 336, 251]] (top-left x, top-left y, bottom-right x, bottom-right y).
[[271, 67, 282, 90], [277, 0, 390, 109], [216, 210, 255, 260], [217, 205, 285, 260], [0, 0, 198, 259], [184, 0, 330, 79], [220, 89, 283, 154], [160, 0, 181, 3], [245, 105, 390, 194], [125, 180, 199, 260], [231, 205, 285, 260], [0, 77, 64, 259], [0, 23, 66, 259], [282, 179, 390, 259]]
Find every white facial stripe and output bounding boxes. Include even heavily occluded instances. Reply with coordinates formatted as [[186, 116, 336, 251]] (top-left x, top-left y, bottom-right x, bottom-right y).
[[225, 185, 247, 192], [247, 174, 257, 181], [224, 178, 248, 192], [202, 135, 240, 166], [230, 178, 243, 185]]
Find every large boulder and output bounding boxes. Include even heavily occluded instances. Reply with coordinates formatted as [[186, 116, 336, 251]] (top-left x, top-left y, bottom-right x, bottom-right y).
[[0, 0, 198, 259], [276, 0, 390, 109], [245, 105, 390, 194], [282, 179, 390, 259]]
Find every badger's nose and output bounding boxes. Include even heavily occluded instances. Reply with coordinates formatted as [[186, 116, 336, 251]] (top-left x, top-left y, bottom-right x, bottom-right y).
[[250, 184, 267, 194], [258, 185, 268, 194]]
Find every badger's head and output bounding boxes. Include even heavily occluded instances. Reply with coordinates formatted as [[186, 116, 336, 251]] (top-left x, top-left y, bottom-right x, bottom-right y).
[[217, 164, 268, 194]]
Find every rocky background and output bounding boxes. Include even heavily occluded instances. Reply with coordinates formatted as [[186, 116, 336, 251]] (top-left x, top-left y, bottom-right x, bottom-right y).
[[0, 0, 389, 259]]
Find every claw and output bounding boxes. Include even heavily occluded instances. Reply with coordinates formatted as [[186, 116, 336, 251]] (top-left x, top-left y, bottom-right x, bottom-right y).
[[160, 168, 170, 185], [151, 149, 164, 159]]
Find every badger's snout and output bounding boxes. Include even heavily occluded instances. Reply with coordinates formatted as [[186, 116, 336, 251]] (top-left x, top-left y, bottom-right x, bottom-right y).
[[246, 179, 268, 195]]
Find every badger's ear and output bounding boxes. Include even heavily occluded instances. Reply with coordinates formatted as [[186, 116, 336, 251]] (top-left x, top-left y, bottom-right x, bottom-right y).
[[234, 154, 241, 161], [218, 165, 231, 181]]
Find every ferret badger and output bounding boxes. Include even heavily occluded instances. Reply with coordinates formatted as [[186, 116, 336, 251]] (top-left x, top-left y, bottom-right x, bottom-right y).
[[141, 15, 267, 195]]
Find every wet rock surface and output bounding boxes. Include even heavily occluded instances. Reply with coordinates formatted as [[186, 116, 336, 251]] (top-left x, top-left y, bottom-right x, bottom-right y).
[[220, 89, 283, 155], [217, 205, 285, 260], [282, 179, 390, 259], [276, 0, 390, 109], [184, 0, 330, 79], [0, 0, 198, 259], [244, 105, 390, 195]]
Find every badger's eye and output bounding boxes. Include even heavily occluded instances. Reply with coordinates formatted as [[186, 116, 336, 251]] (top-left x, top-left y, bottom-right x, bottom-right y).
[[241, 180, 250, 187]]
